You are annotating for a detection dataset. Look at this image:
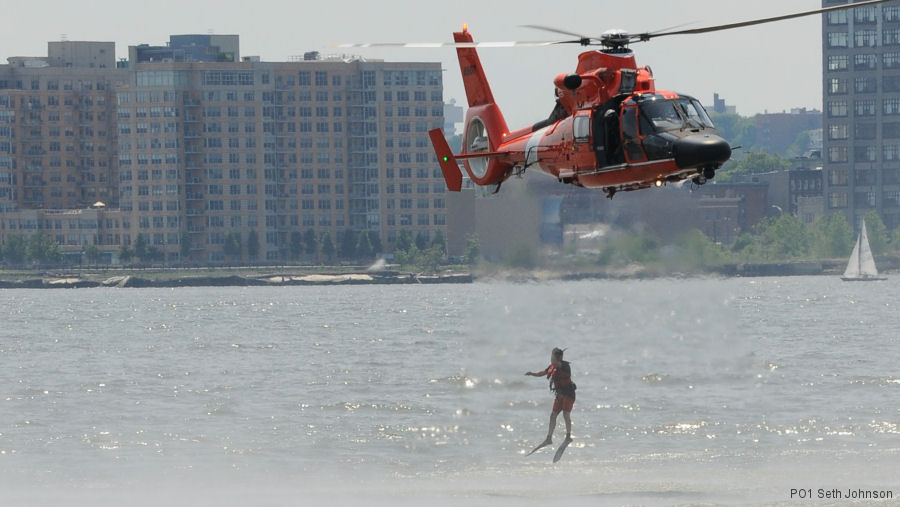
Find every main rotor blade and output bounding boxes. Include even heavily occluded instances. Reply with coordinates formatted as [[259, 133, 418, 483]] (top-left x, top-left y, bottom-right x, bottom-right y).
[[520, 24, 591, 40], [335, 40, 556, 49], [520, 25, 600, 46], [640, 0, 893, 40]]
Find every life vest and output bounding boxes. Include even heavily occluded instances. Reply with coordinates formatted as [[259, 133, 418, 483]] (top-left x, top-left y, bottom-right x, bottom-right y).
[[546, 361, 576, 397]]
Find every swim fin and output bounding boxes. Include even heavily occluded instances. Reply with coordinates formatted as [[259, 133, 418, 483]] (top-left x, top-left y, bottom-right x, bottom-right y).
[[526, 436, 553, 456]]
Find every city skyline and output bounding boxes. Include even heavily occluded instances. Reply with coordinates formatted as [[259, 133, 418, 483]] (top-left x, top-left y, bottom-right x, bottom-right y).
[[1, 35, 466, 265], [3, 0, 830, 128]]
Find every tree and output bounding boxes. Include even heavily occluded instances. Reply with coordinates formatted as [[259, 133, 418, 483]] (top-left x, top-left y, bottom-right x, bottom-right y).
[[26, 232, 63, 265], [146, 246, 163, 263], [671, 229, 730, 269], [83, 244, 101, 265], [180, 231, 191, 263], [118, 244, 133, 264], [757, 215, 810, 260], [431, 230, 446, 255], [395, 243, 418, 267], [320, 231, 335, 264], [708, 113, 758, 153], [415, 246, 444, 273], [716, 151, 791, 183], [133, 233, 148, 262], [303, 229, 317, 261], [366, 231, 383, 255], [504, 242, 538, 269], [785, 130, 816, 158], [356, 231, 375, 261], [464, 233, 480, 265], [611, 232, 660, 264], [289, 231, 303, 261], [892, 225, 900, 253], [224, 231, 242, 262], [247, 231, 260, 262], [1, 234, 27, 265], [810, 213, 852, 259], [396, 229, 413, 253], [340, 230, 358, 261], [414, 231, 428, 250]]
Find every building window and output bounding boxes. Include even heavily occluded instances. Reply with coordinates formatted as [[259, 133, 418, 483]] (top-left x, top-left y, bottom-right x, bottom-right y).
[[854, 146, 877, 163], [828, 147, 848, 164], [886, 98, 900, 115], [885, 75, 900, 92], [828, 100, 848, 117], [827, 32, 849, 48], [828, 192, 848, 209], [855, 54, 877, 70], [855, 122, 876, 139], [885, 52, 900, 69], [854, 30, 877, 48], [829, 124, 848, 140], [855, 100, 876, 116], [828, 55, 849, 71]]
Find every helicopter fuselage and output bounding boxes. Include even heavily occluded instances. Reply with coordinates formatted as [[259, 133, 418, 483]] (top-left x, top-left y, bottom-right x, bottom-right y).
[[430, 29, 731, 196]]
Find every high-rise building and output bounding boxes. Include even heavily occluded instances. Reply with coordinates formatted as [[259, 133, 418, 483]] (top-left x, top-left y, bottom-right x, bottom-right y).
[[822, 0, 900, 230], [130, 35, 240, 63], [0, 35, 468, 265]]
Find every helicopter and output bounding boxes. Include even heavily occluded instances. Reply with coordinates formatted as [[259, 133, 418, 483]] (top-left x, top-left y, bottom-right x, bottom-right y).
[[341, 0, 892, 198]]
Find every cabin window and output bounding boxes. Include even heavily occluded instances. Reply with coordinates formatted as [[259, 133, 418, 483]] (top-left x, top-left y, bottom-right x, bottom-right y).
[[574, 115, 590, 143], [622, 106, 638, 140]]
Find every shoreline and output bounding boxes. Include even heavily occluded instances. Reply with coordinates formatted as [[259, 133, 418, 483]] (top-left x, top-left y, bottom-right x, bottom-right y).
[[0, 271, 474, 289], [0, 271, 473, 289], [1, 260, 894, 289], [2, 257, 896, 289]]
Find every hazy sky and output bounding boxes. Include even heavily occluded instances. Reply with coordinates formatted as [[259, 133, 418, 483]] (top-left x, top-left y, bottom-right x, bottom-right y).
[[2, 0, 828, 127]]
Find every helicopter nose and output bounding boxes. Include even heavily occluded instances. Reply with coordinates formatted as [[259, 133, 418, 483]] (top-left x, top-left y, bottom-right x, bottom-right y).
[[673, 134, 731, 169]]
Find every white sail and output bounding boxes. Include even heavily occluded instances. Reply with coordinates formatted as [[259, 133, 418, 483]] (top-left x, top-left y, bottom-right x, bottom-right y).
[[842, 218, 884, 281], [842, 234, 861, 278], [857, 220, 880, 277]]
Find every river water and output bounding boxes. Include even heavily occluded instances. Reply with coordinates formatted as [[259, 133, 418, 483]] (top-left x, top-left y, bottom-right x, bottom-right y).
[[1, 277, 899, 505]]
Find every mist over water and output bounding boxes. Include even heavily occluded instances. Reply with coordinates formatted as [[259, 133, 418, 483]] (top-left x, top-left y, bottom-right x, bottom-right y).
[[2, 278, 899, 505]]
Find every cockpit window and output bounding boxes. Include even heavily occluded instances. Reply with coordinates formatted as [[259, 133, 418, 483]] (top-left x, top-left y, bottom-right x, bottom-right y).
[[638, 98, 715, 133], [684, 99, 715, 129]]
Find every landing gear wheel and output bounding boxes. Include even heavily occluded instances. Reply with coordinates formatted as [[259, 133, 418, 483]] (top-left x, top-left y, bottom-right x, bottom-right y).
[[692, 175, 707, 185], [703, 167, 716, 179]]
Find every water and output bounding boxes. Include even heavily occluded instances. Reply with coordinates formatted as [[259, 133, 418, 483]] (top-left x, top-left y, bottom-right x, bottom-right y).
[[1, 277, 899, 505]]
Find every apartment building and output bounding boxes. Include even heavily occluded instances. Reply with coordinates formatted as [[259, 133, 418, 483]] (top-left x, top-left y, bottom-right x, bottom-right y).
[[822, 0, 900, 230], [1, 36, 463, 265]]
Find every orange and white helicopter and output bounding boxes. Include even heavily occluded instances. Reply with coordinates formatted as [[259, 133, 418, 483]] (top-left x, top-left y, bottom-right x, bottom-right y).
[[342, 0, 890, 198]]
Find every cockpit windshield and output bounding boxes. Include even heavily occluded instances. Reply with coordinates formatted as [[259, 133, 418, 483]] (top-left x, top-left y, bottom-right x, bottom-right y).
[[638, 98, 715, 133]]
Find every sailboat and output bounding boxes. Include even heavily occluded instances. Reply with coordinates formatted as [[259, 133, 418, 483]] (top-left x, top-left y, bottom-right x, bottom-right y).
[[842, 219, 886, 281]]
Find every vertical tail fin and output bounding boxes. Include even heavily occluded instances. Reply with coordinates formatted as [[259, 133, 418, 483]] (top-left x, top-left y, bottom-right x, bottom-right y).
[[428, 129, 463, 192], [454, 28, 500, 109], [450, 27, 511, 187]]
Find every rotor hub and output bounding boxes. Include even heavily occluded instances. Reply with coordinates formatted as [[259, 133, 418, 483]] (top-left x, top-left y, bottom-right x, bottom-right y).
[[600, 29, 631, 50]]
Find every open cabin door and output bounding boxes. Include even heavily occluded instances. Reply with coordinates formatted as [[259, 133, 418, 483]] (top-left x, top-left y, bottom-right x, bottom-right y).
[[621, 104, 647, 163]]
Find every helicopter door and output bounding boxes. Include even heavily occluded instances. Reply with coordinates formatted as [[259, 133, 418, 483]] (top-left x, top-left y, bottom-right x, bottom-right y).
[[621, 104, 647, 163], [571, 112, 595, 172]]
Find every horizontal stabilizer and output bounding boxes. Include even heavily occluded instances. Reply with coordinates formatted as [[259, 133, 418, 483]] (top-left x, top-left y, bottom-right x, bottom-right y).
[[428, 129, 463, 192]]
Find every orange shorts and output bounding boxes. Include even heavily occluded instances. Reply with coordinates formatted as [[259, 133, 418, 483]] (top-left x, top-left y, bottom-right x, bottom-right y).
[[553, 394, 575, 413]]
